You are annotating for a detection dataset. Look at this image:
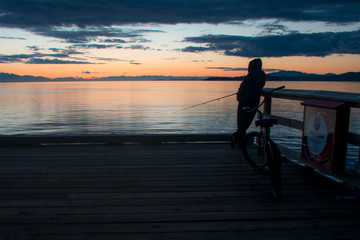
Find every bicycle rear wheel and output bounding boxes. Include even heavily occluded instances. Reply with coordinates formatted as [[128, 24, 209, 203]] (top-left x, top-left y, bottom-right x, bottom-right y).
[[267, 139, 282, 200], [241, 132, 267, 173]]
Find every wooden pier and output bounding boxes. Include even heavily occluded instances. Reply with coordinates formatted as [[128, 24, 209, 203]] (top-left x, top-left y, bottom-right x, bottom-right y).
[[1, 139, 359, 240]]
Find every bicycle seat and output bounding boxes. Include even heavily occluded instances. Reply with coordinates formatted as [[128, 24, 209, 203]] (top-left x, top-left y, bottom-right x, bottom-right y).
[[255, 118, 278, 127]]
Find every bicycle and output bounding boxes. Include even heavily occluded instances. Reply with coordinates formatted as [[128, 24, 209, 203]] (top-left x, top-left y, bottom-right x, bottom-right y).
[[241, 86, 285, 200]]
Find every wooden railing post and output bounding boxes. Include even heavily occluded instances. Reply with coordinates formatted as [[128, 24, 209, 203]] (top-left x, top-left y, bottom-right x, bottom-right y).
[[264, 96, 272, 136], [264, 96, 272, 115]]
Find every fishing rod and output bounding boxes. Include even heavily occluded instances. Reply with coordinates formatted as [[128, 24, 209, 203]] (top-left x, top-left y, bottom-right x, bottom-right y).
[[176, 86, 286, 112], [176, 92, 237, 112]]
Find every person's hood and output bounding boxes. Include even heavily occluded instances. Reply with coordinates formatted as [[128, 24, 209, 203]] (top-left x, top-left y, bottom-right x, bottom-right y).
[[248, 58, 262, 72]]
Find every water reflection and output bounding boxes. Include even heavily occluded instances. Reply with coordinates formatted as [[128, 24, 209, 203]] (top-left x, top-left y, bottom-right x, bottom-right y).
[[0, 81, 358, 136], [0, 80, 359, 168]]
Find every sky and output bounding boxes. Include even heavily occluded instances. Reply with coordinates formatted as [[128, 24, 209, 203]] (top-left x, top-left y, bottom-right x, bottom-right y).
[[0, 0, 359, 79]]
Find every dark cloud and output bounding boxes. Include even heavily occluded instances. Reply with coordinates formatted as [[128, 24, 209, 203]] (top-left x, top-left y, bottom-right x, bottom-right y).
[[258, 24, 298, 36], [0, 50, 87, 64], [0, 0, 359, 29], [0, 53, 60, 63], [129, 60, 141, 65], [49, 48, 61, 52], [27, 45, 41, 51], [0, 1, 359, 62], [101, 38, 127, 43], [129, 38, 152, 43], [26, 58, 92, 64], [20, 26, 160, 55], [183, 30, 360, 57], [0, 54, 30, 63], [48, 48, 83, 55], [0, 36, 25, 40], [125, 45, 151, 50], [29, 26, 154, 43], [72, 44, 117, 49]]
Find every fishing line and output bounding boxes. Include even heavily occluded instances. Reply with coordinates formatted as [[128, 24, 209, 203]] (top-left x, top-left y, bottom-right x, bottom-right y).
[[175, 92, 237, 113]]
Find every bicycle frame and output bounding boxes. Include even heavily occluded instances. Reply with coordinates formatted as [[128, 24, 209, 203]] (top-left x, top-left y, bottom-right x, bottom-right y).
[[241, 86, 285, 200]]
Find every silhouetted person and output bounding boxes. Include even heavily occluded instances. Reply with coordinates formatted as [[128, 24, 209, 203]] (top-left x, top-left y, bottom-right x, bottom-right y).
[[232, 58, 266, 146]]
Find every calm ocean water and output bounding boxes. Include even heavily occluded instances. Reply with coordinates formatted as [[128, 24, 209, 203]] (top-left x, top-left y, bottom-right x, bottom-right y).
[[0, 80, 359, 168]]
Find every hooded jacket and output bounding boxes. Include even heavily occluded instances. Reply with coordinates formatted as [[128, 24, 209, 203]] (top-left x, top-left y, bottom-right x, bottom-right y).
[[237, 58, 266, 107]]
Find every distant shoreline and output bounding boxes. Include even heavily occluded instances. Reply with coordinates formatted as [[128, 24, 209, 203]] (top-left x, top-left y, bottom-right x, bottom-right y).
[[204, 77, 360, 82], [1, 71, 359, 83], [204, 72, 360, 82], [1, 79, 359, 83]]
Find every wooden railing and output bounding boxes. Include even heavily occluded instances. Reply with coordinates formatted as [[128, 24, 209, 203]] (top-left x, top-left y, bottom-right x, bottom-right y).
[[262, 88, 360, 187]]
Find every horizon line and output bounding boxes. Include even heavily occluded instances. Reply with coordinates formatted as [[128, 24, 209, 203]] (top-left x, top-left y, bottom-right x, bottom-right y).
[[1, 71, 359, 83]]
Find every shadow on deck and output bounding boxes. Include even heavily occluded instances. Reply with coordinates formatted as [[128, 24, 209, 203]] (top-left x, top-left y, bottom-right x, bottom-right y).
[[0, 143, 359, 239]]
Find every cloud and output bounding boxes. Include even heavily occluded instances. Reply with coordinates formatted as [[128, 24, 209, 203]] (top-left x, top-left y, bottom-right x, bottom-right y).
[[129, 60, 142, 65], [205, 67, 249, 71], [0, 36, 25, 40], [48, 48, 83, 55], [0, 0, 359, 29], [192, 60, 213, 63], [0, 1, 359, 65], [0, 50, 88, 64], [0, 53, 66, 63], [257, 23, 299, 36], [81, 71, 102, 74], [90, 57, 123, 62], [183, 30, 360, 57], [0, 54, 31, 63], [15, 26, 161, 56], [72, 44, 117, 49], [27, 45, 42, 51], [26, 58, 92, 64], [163, 57, 178, 61], [101, 38, 127, 43], [29, 26, 154, 43], [125, 45, 151, 50]]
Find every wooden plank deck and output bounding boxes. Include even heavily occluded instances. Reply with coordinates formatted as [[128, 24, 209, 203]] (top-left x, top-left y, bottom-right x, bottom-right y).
[[0, 143, 359, 240]]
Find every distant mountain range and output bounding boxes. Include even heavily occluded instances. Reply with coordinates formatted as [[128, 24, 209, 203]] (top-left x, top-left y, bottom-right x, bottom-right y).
[[0, 73, 204, 82], [205, 71, 360, 82], [0, 71, 359, 82]]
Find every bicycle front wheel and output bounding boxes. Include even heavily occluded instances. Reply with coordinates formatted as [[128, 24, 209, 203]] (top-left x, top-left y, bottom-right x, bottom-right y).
[[241, 131, 266, 172]]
